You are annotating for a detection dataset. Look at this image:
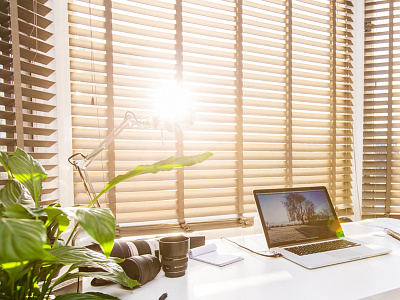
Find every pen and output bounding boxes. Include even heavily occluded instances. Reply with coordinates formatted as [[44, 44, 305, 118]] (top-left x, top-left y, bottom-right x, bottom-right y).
[[385, 228, 400, 241], [159, 292, 168, 300]]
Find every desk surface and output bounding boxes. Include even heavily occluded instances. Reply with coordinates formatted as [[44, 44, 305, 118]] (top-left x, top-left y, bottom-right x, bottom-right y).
[[83, 223, 400, 300]]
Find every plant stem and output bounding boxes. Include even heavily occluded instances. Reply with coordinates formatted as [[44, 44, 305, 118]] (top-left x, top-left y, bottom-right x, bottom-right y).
[[65, 222, 79, 246], [21, 261, 32, 299], [38, 266, 56, 300], [8, 271, 16, 300], [47, 264, 74, 297]]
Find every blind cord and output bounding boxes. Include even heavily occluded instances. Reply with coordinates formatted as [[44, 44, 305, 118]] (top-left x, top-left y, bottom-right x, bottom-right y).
[[220, 237, 282, 258]]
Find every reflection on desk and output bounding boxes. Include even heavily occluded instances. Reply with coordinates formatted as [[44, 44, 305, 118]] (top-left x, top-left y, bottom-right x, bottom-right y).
[[83, 223, 400, 300]]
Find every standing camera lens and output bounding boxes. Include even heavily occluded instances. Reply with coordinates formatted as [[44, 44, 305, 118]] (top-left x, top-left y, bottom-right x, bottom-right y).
[[159, 235, 189, 278]]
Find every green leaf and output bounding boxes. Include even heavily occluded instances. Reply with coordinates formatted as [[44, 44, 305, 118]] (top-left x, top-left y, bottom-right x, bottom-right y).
[[59, 270, 139, 290], [4, 204, 47, 219], [55, 292, 121, 300], [64, 207, 115, 257], [91, 151, 213, 206], [0, 179, 35, 210], [48, 246, 138, 289], [0, 218, 56, 264], [4, 204, 33, 219], [8, 148, 47, 206], [0, 151, 11, 178], [0, 261, 24, 270], [47, 246, 122, 265], [44, 206, 70, 234]]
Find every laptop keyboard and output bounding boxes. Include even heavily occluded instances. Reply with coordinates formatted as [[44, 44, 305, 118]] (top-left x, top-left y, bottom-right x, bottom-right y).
[[284, 239, 360, 256]]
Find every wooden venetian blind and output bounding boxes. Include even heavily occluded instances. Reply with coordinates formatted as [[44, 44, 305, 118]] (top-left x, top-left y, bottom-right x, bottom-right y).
[[242, 0, 354, 217], [68, 0, 354, 237], [0, 0, 57, 205], [363, 0, 400, 218]]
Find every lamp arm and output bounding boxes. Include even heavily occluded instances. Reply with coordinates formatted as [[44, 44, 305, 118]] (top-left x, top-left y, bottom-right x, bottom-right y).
[[72, 111, 152, 170], [68, 111, 153, 207], [83, 112, 135, 168]]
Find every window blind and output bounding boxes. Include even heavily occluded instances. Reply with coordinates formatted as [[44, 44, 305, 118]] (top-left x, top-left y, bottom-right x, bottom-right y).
[[242, 0, 354, 217], [0, 0, 57, 205], [363, 0, 399, 218], [68, 0, 354, 237]]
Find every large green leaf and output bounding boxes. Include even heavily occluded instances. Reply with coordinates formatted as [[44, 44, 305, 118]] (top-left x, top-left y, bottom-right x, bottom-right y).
[[4, 204, 46, 219], [8, 148, 47, 206], [0, 218, 56, 264], [58, 270, 139, 290], [55, 292, 121, 300], [48, 246, 138, 289], [61, 271, 139, 289], [91, 151, 213, 206], [0, 179, 35, 210], [47, 246, 122, 265], [0, 151, 11, 178], [64, 207, 115, 257]]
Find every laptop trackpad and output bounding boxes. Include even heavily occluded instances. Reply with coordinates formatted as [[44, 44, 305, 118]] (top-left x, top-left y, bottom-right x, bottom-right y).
[[327, 249, 361, 259]]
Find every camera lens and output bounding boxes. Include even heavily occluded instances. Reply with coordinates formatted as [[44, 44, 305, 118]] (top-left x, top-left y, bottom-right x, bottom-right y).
[[87, 239, 161, 286], [110, 239, 132, 258], [119, 254, 161, 285], [127, 239, 152, 256]]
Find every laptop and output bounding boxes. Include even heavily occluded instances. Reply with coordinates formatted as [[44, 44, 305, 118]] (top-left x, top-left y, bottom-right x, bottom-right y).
[[253, 186, 391, 269]]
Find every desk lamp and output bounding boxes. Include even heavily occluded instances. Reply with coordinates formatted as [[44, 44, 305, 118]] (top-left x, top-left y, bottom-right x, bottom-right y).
[[68, 83, 195, 207]]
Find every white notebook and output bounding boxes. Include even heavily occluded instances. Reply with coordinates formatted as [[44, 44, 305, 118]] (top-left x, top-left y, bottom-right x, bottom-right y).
[[189, 243, 243, 267]]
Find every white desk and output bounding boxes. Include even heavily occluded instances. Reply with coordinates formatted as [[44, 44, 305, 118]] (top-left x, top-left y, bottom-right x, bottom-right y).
[[84, 223, 400, 300]]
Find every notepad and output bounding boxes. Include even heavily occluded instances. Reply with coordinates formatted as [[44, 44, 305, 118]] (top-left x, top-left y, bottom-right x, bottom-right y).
[[189, 243, 243, 267]]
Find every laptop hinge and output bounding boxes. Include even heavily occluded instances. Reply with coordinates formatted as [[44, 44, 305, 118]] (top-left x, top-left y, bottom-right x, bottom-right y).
[[280, 237, 343, 248]]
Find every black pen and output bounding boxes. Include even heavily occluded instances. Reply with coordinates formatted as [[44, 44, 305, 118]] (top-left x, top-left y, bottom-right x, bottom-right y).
[[159, 292, 168, 300]]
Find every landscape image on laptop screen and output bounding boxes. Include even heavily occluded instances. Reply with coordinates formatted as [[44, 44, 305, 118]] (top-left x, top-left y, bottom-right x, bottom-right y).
[[258, 189, 344, 247]]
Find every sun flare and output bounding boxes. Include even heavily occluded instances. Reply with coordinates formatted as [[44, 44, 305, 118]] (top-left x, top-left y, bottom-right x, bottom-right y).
[[152, 81, 195, 131]]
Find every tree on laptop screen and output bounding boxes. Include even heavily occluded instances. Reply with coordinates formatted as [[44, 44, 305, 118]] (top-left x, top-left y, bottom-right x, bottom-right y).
[[259, 190, 344, 247]]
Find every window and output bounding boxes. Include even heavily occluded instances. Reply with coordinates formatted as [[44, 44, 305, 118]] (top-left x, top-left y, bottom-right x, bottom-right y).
[[0, 0, 57, 205], [364, 0, 400, 218], [68, 0, 354, 237]]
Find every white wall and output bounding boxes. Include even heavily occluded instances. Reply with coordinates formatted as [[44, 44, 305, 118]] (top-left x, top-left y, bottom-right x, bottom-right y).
[[352, 0, 365, 221], [53, 0, 74, 207]]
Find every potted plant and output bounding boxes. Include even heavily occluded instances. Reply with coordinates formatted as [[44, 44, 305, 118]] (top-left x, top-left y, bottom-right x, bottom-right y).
[[0, 148, 212, 299]]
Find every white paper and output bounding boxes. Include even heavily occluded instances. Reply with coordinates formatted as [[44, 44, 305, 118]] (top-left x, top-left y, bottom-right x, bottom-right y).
[[189, 243, 243, 267], [189, 243, 217, 257], [361, 218, 400, 234]]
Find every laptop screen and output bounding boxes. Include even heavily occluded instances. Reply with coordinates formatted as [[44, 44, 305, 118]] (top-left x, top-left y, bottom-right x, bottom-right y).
[[254, 186, 344, 248]]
